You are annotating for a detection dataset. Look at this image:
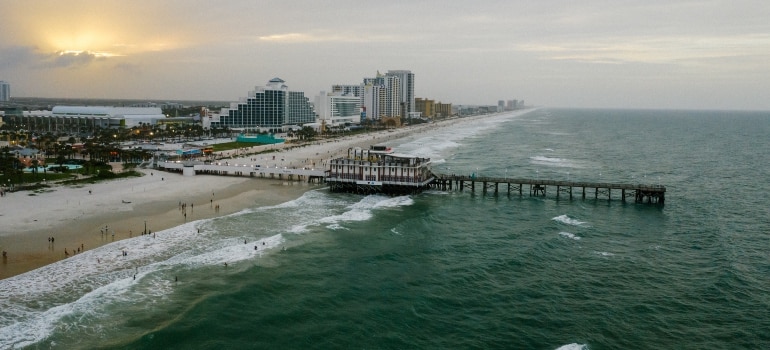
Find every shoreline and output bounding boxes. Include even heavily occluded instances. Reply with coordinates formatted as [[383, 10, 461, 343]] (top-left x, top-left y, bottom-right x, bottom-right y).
[[0, 110, 535, 280], [0, 170, 316, 279]]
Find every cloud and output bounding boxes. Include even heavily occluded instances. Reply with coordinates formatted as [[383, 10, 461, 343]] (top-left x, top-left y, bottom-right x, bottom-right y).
[[37, 51, 112, 69], [0, 46, 38, 69], [0, 46, 113, 70], [519, 33, 770, 65], [258, 31, 398, 44]]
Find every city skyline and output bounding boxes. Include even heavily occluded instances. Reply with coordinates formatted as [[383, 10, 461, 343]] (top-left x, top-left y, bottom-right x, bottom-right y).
[[1, 1, 769, 110]]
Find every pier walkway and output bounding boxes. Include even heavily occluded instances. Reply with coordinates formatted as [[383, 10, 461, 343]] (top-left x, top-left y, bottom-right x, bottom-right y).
[[429, 174, 665, 204], [157, 161, 326, 183]]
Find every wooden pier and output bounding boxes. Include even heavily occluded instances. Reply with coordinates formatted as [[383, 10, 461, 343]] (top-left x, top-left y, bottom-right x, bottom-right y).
[[429, 174, 665, 204]]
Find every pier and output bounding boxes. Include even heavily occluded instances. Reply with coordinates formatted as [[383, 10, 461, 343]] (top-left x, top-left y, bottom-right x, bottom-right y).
[[429, 174, 665, 204], [154, 162, 666, 205]]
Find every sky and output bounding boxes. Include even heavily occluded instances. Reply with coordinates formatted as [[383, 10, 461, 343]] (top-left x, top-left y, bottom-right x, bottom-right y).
[[1, 0, 769, 110]]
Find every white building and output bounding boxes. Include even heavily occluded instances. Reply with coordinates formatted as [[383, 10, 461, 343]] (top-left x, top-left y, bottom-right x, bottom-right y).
[[363, 83, 384, 121], [315, 91, 361, 126], [203, 78, 316, 132], [52, 106, 165, 128], [385, 70, 415, 117]]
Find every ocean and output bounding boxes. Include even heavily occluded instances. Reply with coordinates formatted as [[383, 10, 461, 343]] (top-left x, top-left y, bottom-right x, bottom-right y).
[[1, 108, 769, 349]]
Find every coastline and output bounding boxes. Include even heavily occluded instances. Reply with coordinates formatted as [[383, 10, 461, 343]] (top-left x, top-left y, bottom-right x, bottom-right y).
[[0, 169, 316, 279], [0, 110, 534, 279]]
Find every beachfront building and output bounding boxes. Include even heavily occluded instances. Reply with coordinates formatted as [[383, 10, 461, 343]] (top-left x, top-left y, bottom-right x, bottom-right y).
[[385, 70, 415, 118], [331, 84, 365, 98], [203, 78, 316, 133], [416, 98, 453, 119], [326, 145, 434, 195], [315, 91, 361, 126], [434, 102, 452, 118], [6, 106, 166, 133], [363, 73, 402, 119], [331, 69, 413, 123], [415, 98, 435, 118]]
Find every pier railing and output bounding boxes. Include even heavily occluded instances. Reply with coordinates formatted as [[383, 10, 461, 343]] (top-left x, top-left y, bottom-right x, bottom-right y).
[[430, 174, 665, 204]]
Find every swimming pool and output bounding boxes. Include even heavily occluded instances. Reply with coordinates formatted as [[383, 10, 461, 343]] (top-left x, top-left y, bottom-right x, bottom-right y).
[[23, 164, 84, 172]]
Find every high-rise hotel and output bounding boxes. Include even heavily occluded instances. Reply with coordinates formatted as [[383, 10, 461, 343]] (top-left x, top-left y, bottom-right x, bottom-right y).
[[203, 78, 316, 132], [0, 81, 10, 102], [385, 70, 415, 117]]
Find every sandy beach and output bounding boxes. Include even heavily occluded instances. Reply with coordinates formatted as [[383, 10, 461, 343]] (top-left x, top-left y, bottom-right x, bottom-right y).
[[0, 115, 481, 279]]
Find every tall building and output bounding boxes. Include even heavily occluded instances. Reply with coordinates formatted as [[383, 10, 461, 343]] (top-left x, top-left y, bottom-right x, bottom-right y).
[[363, 83, 384, 121], [204, 78, 316, 131], [385, 70, 415, 118], [331, 69, 413, 122], [0, 81, 10, 102], [381, 74, 401, 118]]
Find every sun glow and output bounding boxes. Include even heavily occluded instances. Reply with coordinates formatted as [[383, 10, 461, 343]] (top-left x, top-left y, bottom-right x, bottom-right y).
[[47, 31, 122, 57]]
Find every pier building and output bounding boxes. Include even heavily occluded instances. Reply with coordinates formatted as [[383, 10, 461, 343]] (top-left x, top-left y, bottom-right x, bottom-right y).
[[325, 146, 434, 195]]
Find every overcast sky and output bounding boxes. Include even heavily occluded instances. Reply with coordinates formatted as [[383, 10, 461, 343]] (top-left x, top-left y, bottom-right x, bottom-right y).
[[1, 0, 768, 110]]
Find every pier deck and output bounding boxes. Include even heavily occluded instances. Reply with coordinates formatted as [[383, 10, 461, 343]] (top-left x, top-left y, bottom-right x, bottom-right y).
[[429, 174, 665, 204], [157, 161, 326, 183]]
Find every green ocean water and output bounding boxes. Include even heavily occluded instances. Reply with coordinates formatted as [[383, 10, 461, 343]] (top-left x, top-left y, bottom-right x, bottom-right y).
[[2, 109, 769, 349]]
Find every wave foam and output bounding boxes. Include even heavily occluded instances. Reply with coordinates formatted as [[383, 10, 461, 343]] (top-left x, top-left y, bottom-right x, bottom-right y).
[[530, 156, 574, 167], [555, 344, 589, 350], [558, 232, 581, 240], [552, 215, 587, 227], [0, 212, 288, 348], [285, 194, 414, 233]]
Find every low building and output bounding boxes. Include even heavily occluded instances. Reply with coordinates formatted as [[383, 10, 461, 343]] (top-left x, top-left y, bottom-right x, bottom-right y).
[[6, 106, 166, 133]]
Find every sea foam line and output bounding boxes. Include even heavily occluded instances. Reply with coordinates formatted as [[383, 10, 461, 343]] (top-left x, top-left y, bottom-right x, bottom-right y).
[[288, 194, 414, 233]]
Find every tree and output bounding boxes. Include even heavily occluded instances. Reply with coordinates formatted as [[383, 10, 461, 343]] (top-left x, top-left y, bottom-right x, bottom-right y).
[[297, 126, 317, 141]]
